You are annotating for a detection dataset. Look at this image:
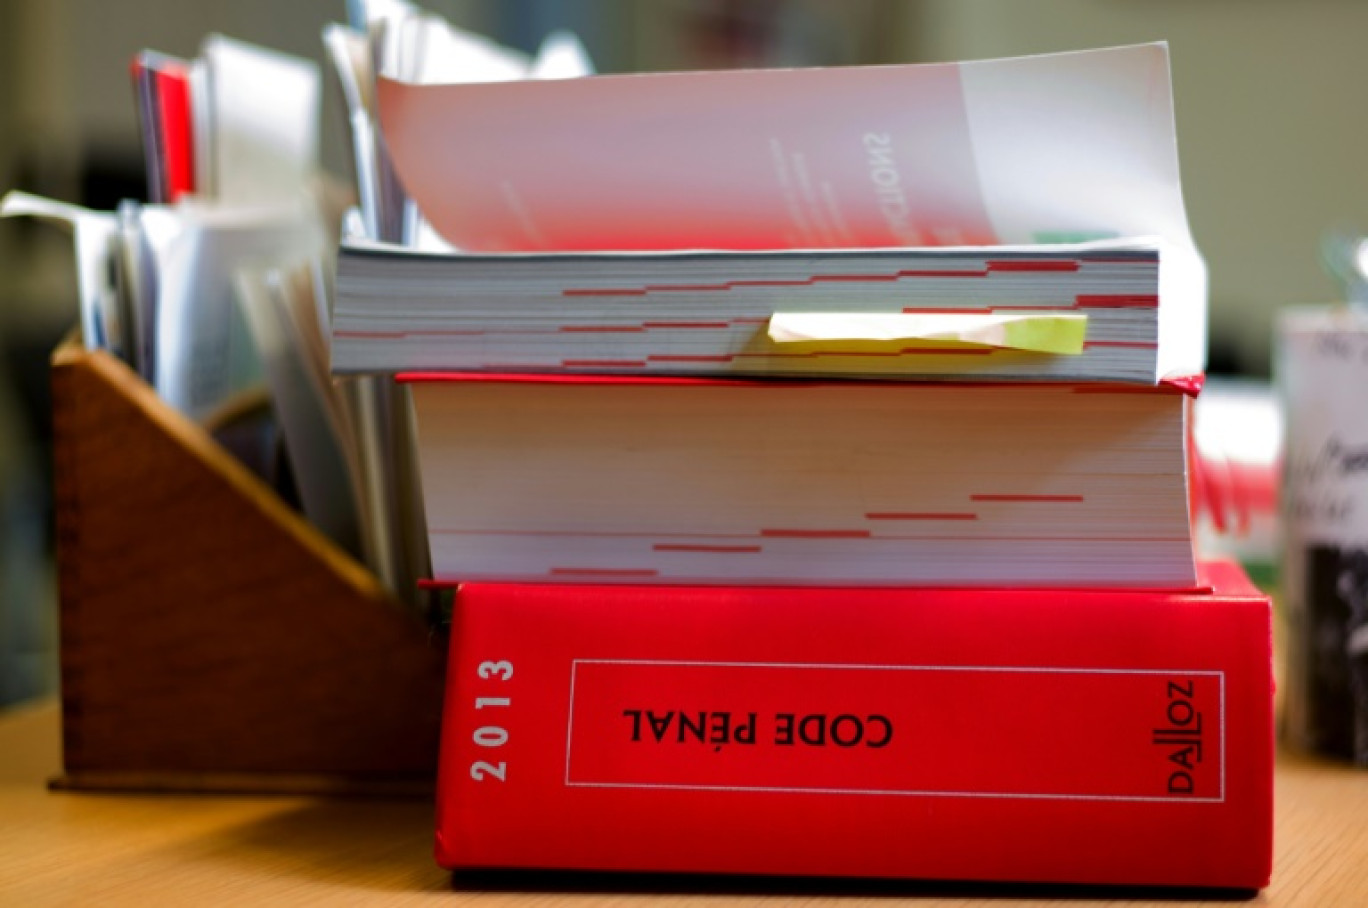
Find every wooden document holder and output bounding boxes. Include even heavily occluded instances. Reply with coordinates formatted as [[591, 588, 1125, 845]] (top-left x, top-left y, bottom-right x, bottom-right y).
[[50, 337, 445, 794]]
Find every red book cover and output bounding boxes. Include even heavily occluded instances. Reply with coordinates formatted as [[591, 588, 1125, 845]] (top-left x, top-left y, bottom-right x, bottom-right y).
[[154, 63, 196, 200], [434, 562, 1273, 888]]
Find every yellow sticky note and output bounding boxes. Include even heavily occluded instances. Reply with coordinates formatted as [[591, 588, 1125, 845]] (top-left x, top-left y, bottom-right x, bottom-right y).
[[767, 312, 1088, 355]]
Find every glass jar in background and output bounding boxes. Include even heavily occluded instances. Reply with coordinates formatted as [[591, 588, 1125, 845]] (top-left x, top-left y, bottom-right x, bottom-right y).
[[1278, 305, 1368, 764]]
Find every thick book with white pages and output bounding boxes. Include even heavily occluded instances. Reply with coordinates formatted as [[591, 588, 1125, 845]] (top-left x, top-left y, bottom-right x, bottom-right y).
[[335, 238, 1199, 384], [405, 373, 1197, 589]]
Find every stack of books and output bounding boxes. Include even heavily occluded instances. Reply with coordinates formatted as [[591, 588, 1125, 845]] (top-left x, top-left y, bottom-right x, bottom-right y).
[[334, 43, 1274, 890]]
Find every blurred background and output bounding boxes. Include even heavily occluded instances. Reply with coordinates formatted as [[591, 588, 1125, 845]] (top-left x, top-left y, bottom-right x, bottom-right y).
[[1, 0, 1365, 707]]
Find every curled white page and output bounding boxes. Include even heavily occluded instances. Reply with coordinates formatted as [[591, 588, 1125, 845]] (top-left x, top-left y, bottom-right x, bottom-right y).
[[377, 43, 1188, 254]]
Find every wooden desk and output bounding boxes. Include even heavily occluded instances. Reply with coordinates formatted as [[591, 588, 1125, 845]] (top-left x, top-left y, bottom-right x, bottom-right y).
[[2, 699, 1366, 906]]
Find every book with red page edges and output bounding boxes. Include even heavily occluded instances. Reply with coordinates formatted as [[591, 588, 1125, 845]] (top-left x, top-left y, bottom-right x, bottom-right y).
[[434, 561, 1273, 889], [403, 373, 1199, 590]]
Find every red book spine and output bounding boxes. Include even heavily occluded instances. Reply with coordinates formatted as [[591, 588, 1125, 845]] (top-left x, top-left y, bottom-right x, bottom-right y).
[[435, 562, 1273, 889]]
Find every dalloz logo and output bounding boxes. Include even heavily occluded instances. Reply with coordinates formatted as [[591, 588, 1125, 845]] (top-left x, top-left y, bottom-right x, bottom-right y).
[[1153, 677, 1214, 796]]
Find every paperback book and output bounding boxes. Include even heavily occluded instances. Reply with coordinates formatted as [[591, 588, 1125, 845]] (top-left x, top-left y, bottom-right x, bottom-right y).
[[404, 373, 1197, 589], [334, 238, 1193, 383], [332, 42, 1206, 383]]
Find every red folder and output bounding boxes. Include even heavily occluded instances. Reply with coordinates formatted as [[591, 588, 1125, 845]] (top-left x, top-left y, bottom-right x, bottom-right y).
[[131, 52, 195, 202], [435, 561, 1273, 888], [154, 63, 196, 200]]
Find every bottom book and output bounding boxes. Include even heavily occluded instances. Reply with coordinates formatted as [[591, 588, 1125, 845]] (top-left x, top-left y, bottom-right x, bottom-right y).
[[435, 562, 1274, 889]]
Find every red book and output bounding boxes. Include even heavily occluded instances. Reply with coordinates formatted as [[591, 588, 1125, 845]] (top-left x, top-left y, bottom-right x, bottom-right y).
[[435, 561, 1273, 889], [131, 51, 196, 202], [154, 62, 196, 201]]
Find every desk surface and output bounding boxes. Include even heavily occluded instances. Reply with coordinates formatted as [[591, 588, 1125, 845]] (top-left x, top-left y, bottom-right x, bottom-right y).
[[2, 700, 1366, 906]]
